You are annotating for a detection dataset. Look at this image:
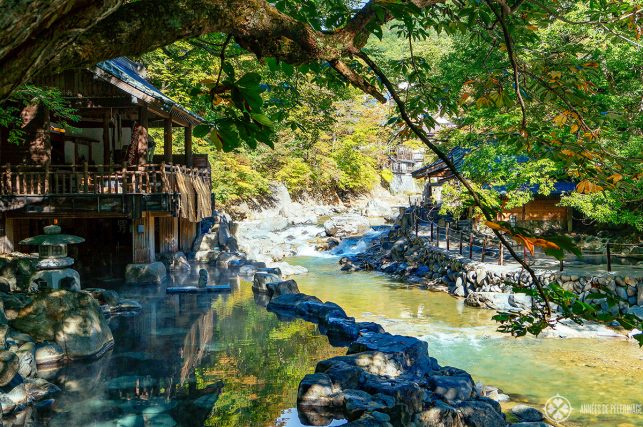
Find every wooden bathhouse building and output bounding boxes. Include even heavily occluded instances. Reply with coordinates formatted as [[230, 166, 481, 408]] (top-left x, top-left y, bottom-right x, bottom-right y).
[[412, 147, 575, 231], [0, 57, 212, 277]]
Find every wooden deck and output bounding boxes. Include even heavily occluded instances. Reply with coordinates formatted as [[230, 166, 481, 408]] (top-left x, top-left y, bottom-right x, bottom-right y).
[[0, 163, 210, 196]]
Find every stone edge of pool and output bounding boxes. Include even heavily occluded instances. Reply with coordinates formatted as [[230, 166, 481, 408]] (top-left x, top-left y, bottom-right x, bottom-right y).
[[252, 272, 547, 427]]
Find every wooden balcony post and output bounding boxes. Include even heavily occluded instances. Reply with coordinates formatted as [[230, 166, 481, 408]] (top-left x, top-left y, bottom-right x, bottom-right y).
[[83, 162, 88, 193], [164, 118, 173, 163], [103, 113, 110, 167], [185, 126, 193, 167]]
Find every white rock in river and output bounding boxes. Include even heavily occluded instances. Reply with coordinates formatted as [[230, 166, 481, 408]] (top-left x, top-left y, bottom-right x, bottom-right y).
[[324, 215, 371, 238], [269, 262, 308, 276]]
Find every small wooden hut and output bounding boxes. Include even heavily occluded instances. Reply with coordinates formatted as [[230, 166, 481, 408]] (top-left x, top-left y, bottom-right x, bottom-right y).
[[412, 147, 575, 231]]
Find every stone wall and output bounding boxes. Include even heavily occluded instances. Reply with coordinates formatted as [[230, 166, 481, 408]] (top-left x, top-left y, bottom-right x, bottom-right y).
[[343, 234, 643, 320]]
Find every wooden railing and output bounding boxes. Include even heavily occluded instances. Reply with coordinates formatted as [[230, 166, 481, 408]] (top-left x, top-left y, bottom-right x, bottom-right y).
[[0, 163, 211, 196]]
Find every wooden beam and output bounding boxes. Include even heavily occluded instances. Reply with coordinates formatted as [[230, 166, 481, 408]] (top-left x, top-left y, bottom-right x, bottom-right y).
[[164, 118, 172, 163], [102, 113, 110, 165], [185, 126, 193, 167], [140, 106, 149, 128]]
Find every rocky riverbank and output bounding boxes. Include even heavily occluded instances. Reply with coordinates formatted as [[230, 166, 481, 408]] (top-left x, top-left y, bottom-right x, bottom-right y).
[[0, 253, 144, 420], [338, 216, 643, 341], [251, 271, 550, 426]]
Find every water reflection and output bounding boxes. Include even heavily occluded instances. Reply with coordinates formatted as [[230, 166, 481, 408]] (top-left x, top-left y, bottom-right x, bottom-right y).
[[291, 256, 643, 427], [31, 265, 343, 427]]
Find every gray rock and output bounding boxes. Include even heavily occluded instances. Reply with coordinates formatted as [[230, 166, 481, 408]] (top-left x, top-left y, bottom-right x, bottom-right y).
[[16, 342, 36, 379], [125, 262, 167, 285], [345, 411, 393, 427], [192, 232, 219, 252], [10, 290, 114, 360], [34, 342, 64, 366], [194, 250, 220, 263], [297, 373, 339, 407], [24, 378, 61, 401], [343, 389, 394, 420], [5, 382, 27, 405], [252, 272, 282, 293], [348, 332, 430, 375], [413, 400, 463, 427], [428, 375, 475, 403], [84, 288, 120, 306], [198, 269, 208, 288], [628, 306, 643, 321], [159, 251, 191, 272], [455, 400, 505, 427], [511, 404, 544, 422], [509, 423, 553, 427], [324, 215, 371, 238], [297, 300, 347, 322], [266, 279, 300, 298], [322, 316, 360, 342], [0, 393, 16, 414], [0, 350, 19, 386], [266, 293, 322, 316], [216, 252, 244, 269], [317, 352, 403, 378]]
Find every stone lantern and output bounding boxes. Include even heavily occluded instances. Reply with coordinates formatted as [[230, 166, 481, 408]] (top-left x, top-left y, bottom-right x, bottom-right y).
[[20, 225, 84, 291]]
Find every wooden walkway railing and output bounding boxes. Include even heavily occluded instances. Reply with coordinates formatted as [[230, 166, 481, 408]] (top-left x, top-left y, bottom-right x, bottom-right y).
[[0, 163, 210, 196]]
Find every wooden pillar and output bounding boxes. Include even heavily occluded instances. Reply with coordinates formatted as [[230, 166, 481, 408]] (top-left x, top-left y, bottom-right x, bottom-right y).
[[164, 118, 173, 163], [179, 218, 197, 252], [103, 113, 110, 166], [184, 126, 193, 167], [132, 212, 155, 263], [158, 216, 178, 254]]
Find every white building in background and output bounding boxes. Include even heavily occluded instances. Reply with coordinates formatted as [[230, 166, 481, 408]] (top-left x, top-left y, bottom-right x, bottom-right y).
[[388, 146, 425, 195]]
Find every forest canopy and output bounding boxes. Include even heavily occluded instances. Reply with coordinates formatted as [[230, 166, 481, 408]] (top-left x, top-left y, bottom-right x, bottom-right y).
[[1, 0, 642, 337]]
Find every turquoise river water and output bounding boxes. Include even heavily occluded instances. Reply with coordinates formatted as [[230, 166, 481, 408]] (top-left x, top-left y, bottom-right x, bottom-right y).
[[24, 254, 643, 427]]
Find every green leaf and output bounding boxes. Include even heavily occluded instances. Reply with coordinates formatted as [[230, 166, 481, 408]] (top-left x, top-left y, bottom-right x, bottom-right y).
[[237, 72, 262, 88], [193, 124, 211, 138], [251, 113, 274, 128], [209, 130, 223, 151]]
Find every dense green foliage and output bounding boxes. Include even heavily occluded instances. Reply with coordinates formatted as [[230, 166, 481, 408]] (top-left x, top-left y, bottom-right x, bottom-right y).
[[3, 0, 641, 338], [142, 44, 396, 204]]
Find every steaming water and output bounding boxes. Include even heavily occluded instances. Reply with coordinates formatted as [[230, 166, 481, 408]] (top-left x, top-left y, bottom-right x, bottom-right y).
[[24, 228, 643, 427]]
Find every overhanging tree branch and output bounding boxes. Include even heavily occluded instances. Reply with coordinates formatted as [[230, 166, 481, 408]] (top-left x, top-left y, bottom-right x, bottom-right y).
[[357, 50, 552, 319]]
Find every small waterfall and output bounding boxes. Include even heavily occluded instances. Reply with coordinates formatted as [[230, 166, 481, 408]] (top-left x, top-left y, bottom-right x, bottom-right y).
[[330, 226, 389, 256]]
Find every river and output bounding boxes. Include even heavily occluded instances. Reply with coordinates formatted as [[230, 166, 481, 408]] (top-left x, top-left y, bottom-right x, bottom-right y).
[[29, 245, 643, 426]]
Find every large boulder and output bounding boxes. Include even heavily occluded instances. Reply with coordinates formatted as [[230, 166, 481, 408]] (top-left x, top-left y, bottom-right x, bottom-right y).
[[266, 279, 300, 298], [0, 350, 19, 386], [427, 375, 475, 403], [159, 252, 191, 272], [348, 332, 431, 376], [266, 293, 322, 317], [194, 249, 221, 263], [125, 262, 167, 285], [34, 342, 65, 367], [324, 215, 371, 238], [297, 373, 340, 407], [192, 232, 219, 252], [252, 272, 282, 294], [413, 400, 464, 427], [317, 352, 404, 378], [9, 290, 114, 360], [455, 400, 506, 427]]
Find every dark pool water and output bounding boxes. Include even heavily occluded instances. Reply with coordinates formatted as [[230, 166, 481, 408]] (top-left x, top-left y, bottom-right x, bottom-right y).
[[30, 265, 345, 427], [16, 254, 643, 427]]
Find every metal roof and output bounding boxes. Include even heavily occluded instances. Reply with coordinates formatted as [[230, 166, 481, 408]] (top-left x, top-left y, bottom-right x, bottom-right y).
[[95, 57, 204, 126], [411, 147, 469, 179]]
